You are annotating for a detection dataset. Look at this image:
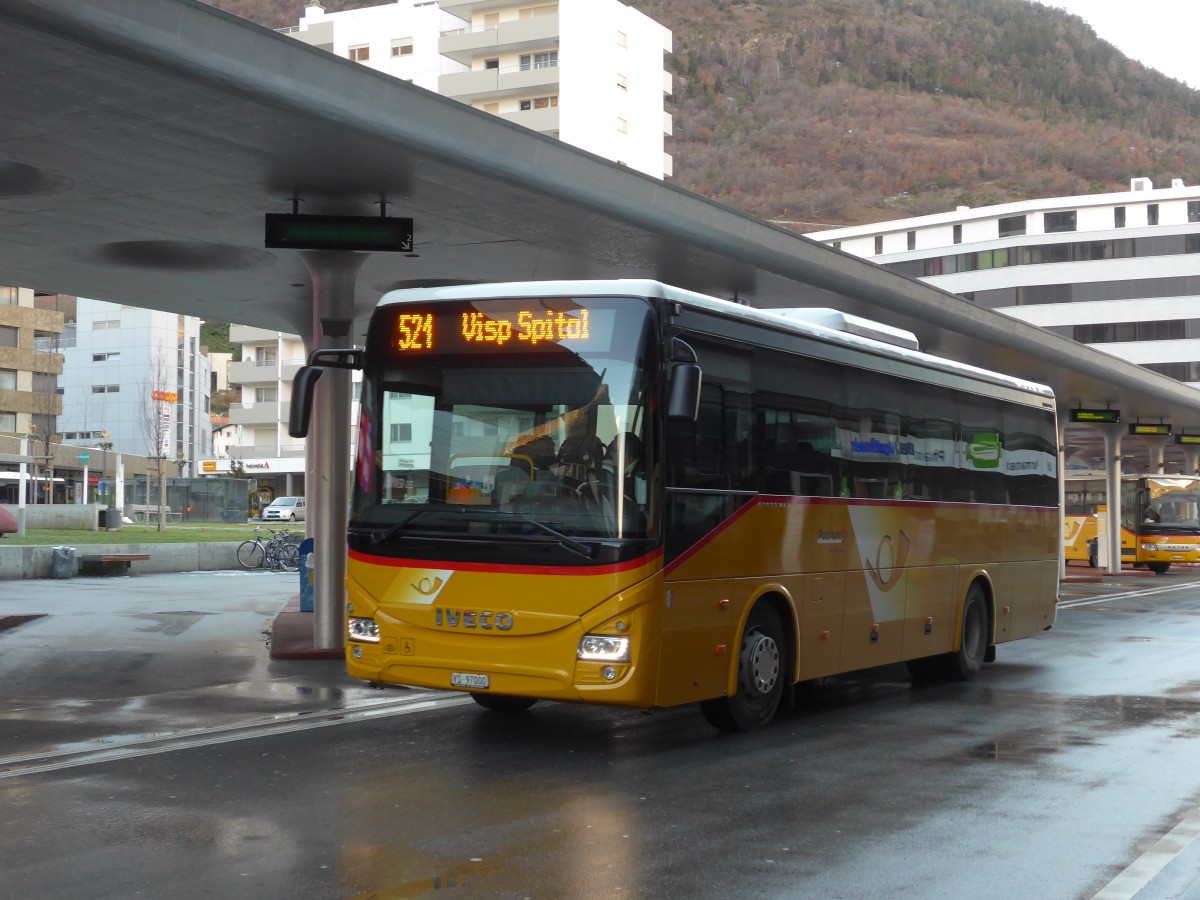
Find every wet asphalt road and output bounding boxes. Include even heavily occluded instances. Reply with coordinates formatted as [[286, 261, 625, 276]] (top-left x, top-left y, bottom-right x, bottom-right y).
[[2, 569, 1200, 899]]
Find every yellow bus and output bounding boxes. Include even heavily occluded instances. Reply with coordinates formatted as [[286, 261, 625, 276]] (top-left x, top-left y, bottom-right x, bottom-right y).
[[1064, 473, 1200, 573], [291, 280, 1060, 731]]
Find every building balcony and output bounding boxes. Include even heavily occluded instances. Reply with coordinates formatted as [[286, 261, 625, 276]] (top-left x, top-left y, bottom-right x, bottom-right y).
[[227, 400, 290, 428], [280, 20, 334, 52], [228, 357, 304, 386], [439, 16, 559, 65], [438, 0, 520, 20], [228, 443, 306, 460], [498, 105, 559, 134], [440, 64, 559, 104]]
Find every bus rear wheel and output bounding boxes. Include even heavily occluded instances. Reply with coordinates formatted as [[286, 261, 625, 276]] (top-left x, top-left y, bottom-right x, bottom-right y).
[[470, 693, 538, 713], [700, 604, 786, 732], [946, 584, 989, 681]]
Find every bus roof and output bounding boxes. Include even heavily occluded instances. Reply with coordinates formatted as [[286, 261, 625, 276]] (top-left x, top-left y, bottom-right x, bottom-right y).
[[377, 279, 1056, 402]]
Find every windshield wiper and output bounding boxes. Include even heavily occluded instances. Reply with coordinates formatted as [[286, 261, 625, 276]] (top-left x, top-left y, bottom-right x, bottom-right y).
[[516, 518, 595, 559]]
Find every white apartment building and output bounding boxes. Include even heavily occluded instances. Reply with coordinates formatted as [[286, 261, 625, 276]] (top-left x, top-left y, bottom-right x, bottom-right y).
[[285, 0, 673, 179], [214, 326, 361, 496], [58, 298, 212, 475], [806, 177, 1200, 468]]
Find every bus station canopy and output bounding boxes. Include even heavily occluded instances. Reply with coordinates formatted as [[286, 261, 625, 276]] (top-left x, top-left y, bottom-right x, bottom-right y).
[[2, 0, 1199, 468]]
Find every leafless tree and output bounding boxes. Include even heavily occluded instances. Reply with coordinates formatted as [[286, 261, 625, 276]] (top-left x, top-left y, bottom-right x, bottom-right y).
[[139, 350, 175, 531]]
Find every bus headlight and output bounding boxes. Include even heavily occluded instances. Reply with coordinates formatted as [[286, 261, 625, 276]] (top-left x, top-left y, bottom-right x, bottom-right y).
[[578, 634, 630, 662], [347, 617, 381, 643]]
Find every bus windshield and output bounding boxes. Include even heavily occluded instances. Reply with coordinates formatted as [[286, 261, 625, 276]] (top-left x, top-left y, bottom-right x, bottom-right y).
[[352, 295, 658, 546]]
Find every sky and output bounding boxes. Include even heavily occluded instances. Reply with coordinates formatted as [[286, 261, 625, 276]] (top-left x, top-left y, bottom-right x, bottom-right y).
[[1032, 0, 1200, 90]]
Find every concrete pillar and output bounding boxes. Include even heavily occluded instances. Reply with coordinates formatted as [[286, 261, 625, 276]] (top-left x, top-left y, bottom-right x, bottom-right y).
[[303, 250, 366, 651], [1183, 446, 1200, 477], [1142, 435, 1170, 474], [1058, 423, 1068, 582], [1101, 427, 1123, 575]]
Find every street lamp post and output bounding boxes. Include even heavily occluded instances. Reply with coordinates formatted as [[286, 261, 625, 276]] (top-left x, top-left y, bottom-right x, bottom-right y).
[[98, 432, 112, 506]]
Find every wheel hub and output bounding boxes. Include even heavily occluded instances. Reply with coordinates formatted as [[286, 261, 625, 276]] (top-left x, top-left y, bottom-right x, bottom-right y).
[[746, 633, 780, 694]]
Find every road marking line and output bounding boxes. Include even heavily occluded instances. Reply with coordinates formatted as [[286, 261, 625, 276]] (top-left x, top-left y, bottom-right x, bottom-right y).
[[1092, 806, 1200, 899], [0, 692, 474, 779], [1059, 581, 1200, 609]]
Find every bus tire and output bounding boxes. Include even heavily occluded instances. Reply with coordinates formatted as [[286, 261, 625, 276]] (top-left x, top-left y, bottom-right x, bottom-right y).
[[1148, 562, 1171, 574], [700, 603, 785, 732], [470, 693, 537, 713], [945, 583, 989, 681], [1087, 541, 1098, 569]]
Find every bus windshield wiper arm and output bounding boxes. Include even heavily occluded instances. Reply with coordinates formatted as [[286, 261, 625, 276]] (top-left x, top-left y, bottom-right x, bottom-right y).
[[518, 518, 595, 559]]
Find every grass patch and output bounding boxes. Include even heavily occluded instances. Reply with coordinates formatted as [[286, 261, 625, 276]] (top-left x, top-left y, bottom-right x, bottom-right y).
[[0, 523, 302, 546]]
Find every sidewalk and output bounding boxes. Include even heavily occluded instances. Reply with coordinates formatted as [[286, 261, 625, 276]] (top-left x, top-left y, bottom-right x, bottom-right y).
[[268, 595, 344, 660]]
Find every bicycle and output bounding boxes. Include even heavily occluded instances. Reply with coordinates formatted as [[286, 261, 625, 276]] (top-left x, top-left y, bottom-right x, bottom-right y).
[[236, 525, 301, 571]]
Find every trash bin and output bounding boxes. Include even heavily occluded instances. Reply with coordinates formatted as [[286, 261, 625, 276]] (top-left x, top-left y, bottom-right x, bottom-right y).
[[98, 508, 108, 529], [51, 546, 75, 579], [298, 537, 315, 612]]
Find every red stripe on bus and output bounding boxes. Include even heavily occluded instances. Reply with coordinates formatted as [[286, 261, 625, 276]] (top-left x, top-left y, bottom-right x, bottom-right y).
[[348, 546, 662, 577]]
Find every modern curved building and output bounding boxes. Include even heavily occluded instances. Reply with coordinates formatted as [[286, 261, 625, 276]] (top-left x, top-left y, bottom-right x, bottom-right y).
[[807, 177, 1200, 471]]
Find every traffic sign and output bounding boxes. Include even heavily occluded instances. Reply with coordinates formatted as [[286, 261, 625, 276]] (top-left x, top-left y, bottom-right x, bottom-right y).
[[78, 451, 91, 464]]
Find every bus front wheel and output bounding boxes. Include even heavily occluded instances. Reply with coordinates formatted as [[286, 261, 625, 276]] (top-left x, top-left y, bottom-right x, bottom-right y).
[[946, 584, 989, 681], [470, 693, 538, 713], [700, 603, 786, 732], [1148, 562, 1171, 574]]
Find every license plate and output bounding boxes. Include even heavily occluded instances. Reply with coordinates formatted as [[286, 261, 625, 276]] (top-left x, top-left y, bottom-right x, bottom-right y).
[[451, 672, 489, 689]]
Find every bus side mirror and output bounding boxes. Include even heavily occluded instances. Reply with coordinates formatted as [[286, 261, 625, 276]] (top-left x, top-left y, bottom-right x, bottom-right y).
[[289, 348, 365, 438], [288, 366, 324, 438], [667, 363, 702, 421]]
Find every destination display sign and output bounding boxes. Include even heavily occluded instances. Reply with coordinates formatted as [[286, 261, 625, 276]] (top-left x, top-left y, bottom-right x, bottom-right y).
[[1070, 409, 1120, 424], [1129, 423, 1171, 436], [1175, 434, 1200, 445], [369, 298, 630, 364]]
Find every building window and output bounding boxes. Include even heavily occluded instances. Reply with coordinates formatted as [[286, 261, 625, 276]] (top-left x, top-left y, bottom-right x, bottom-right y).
[[0, 326, 17, 348], [1044, 210, 1077, 233], [832, 241, 841, 250], [519, 51, 557, 71], [1187, 235, 1200, 254], [519, 4, 558, 17], [92, 319, 120, 330], [91, 384, 120, 393], [257, 386, 278, 403], [520, 95, 557, 111], [1114, 206, 1126, 228], [484, 58, 499, 70], [0, 287, 15, 306], [0, 411, 14, 431], [874, 235, 883, 255], [349, 45, 369, 62], [255, 348, 277, 366], [1148, 203, 1160, 226], [92, 352, 120, 362], [1189, 201, 1200, 223], [391, 40, 413, 57], [0, 369, 15, 390], [390, 423, 413, 443], [953, 224, 962, 245], [906, 230, 916, 251], [998, 215, 1026, 238]]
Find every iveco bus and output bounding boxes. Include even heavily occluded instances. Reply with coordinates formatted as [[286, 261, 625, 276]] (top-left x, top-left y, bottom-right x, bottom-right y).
[[291, 280, 1059, 730]]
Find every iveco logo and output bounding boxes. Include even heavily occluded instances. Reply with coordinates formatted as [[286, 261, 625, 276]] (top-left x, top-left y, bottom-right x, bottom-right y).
[[435, 608, 514, 631]]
